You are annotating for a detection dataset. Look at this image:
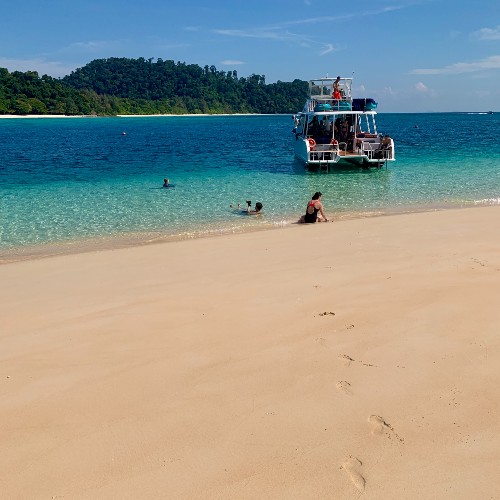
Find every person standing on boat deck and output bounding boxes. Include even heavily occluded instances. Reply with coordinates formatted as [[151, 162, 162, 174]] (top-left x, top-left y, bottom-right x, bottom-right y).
[[332, 76, 341, 100], [300, 192, 328, 223], [334, 76, 341, 92]]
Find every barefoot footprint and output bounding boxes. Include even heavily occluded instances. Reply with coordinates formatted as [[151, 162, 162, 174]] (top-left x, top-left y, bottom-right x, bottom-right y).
[[339, 354, 354, 366], [341, 456, 365, 492], [335, 380, 351, 394], [368, 415, 404, 442]]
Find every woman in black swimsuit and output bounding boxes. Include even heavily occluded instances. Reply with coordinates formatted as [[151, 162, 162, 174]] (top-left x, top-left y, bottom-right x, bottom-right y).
[[302, 192, 328, 223]]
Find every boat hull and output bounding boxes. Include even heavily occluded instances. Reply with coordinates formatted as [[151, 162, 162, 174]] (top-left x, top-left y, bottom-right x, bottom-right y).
[[293, 137, 392, 170]]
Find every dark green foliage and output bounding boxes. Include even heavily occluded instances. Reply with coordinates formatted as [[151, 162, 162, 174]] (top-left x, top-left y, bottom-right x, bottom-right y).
[[0, 58, 308, 116]]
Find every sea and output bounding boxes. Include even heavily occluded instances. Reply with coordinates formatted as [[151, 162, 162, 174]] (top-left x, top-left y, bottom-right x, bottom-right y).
[[1, 112, 499, 263]]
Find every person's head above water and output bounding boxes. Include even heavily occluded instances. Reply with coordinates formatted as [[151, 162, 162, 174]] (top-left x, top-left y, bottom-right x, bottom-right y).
[[255, 202, 263, 211]]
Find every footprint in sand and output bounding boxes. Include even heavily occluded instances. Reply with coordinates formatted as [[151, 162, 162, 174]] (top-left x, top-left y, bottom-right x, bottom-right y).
[[339, 354, 354, 366], [318, 311, 336, 317], [336, 380, 351, 394], [368, 415, 404, 442], [338, 354, 376, 368], [341, 456, 365, 492]]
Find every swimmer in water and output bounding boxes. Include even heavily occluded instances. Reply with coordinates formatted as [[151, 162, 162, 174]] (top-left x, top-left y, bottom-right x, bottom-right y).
[[230, 201, 263, 215]]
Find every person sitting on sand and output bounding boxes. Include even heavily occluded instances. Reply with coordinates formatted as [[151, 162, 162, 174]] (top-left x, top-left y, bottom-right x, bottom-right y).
[[299, 192, 328, 223]]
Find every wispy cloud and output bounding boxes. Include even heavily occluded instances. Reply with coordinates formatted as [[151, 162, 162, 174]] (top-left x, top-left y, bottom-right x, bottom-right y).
[[212, 27, 336, 56], [0, 57, 75, 78], [414, 81, 437, 97], [210, 3, 418, 57], [415, 82, 428, 92], [471, 25, 500, 40], [282, 2, 419, 27], [410, 55, 500, 75], [319, 44, 334, 55], [213, 28, 297, 41], [70, 41, 110, 51], [52, 39, 126, 56], [220, 60, 244, 66]]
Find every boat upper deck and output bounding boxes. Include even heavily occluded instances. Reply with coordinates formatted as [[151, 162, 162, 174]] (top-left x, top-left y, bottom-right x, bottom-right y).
[[303, 76, 377, 114], [309, 76, 353, 101]]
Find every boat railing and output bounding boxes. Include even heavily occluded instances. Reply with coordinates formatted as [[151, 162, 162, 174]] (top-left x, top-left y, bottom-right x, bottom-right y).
[[309, 143, 339, 163], [359, 141, 393, 160], [308, 97, 352, 112]]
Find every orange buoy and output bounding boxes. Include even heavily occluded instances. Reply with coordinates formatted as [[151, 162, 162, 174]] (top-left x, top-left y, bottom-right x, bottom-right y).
[[308, 138, 316, 147]]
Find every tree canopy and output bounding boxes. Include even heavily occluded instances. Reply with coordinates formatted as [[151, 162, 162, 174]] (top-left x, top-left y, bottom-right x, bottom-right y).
[[0, 58, 308, 116]]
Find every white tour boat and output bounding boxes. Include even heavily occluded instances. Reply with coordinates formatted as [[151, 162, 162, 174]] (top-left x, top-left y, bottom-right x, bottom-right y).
[[293, 76, 395, 170]]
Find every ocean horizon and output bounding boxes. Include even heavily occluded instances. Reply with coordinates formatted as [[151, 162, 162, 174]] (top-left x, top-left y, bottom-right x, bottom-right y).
[[1, 112, 499, 263]]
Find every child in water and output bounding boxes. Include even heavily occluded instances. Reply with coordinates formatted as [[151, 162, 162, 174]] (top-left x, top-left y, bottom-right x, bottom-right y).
[[230, 201, 263, 215]]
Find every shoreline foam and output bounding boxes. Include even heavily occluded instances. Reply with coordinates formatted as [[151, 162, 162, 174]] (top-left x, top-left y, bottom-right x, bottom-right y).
[[0, 202, 489, 265]]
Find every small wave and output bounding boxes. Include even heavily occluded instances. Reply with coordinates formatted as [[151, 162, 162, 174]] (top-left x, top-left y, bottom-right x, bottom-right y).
[[473, 198, 500, 205]]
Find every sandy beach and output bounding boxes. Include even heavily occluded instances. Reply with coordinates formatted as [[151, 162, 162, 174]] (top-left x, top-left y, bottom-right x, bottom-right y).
[[1, 206, 499, 499]]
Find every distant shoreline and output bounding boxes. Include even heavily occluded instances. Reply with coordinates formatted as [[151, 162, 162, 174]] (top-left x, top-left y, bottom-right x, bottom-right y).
[[0, 113, 283, 119], [0, 111, 494, 119]]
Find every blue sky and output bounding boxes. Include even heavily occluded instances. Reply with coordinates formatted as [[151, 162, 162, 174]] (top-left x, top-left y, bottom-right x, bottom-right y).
[[1, 0, 499, 112]]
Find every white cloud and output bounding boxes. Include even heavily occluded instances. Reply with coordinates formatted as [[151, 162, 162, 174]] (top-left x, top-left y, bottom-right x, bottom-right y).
[[472, 25, 500, 40], [410, 55, 500, 75], [70, 41, 109, 51], [283, 2, 420, 27], [220, 60, 245, 66], [53, 39, 126, 57], [213, 27, 337, 57], [319, 44, 334, 56], [213, 28, 285, 40], [414, 81, 437, 97], [0, 57, 75, 78]]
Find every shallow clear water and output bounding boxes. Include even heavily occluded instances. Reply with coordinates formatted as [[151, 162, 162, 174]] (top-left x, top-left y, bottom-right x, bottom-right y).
[[1, 113, 499, 261]]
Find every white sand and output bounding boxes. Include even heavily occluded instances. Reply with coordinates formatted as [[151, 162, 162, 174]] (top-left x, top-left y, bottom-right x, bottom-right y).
[[1, 207, 499, 499]]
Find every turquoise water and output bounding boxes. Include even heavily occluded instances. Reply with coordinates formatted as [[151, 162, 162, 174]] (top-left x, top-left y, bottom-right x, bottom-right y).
[[1, 113, 500, 261]]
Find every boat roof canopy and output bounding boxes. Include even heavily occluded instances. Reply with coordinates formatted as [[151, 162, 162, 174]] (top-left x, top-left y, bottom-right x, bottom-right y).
[[308, 76, 353, 100]]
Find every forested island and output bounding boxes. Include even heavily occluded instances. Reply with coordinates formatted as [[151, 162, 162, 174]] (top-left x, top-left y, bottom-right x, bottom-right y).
[[0, 57, 308, 116]]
